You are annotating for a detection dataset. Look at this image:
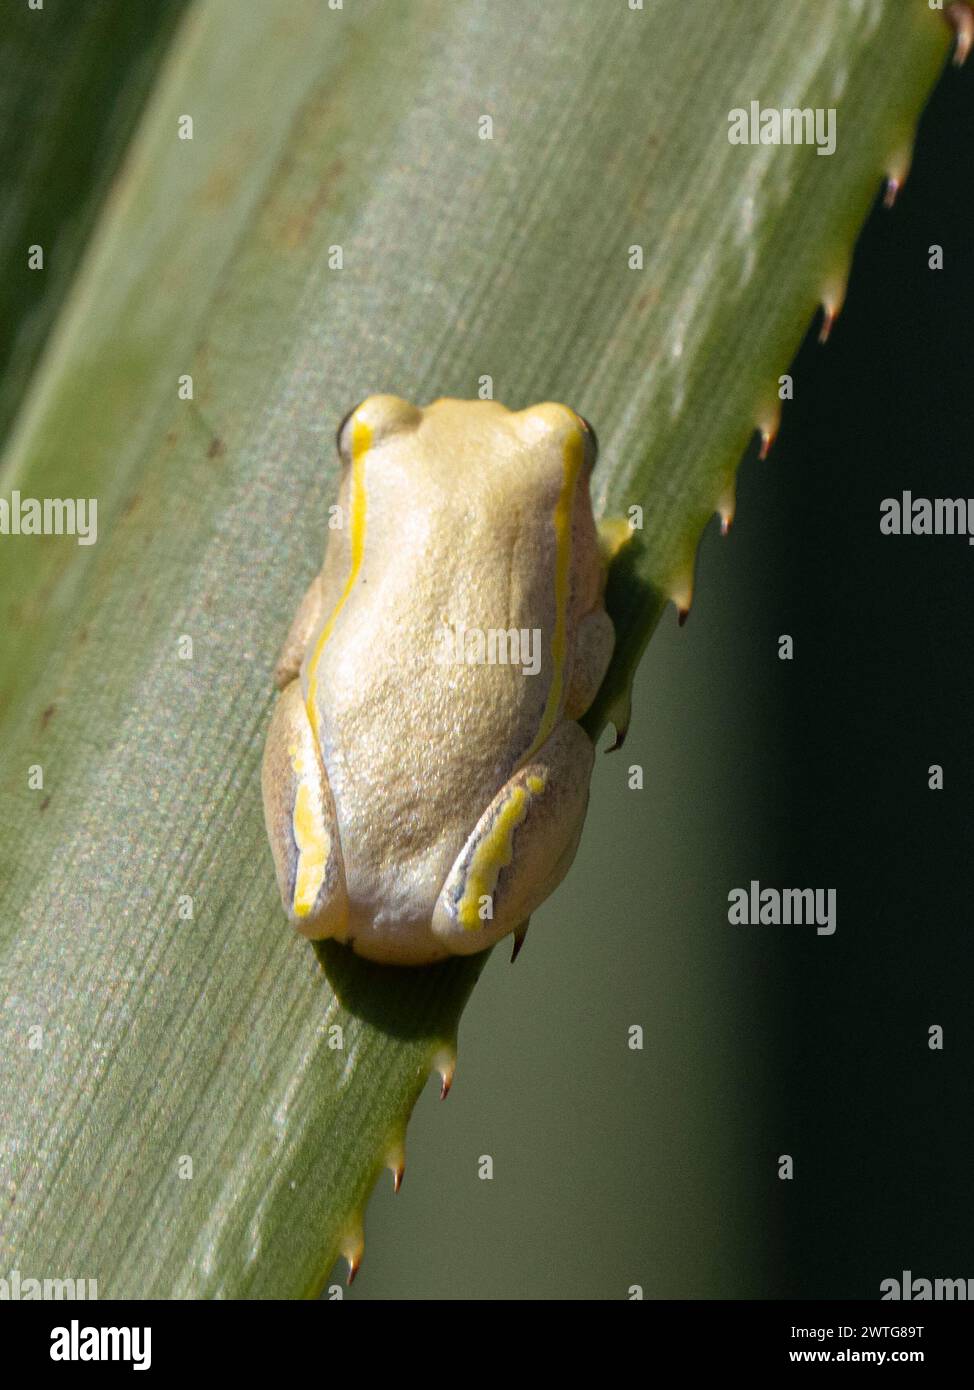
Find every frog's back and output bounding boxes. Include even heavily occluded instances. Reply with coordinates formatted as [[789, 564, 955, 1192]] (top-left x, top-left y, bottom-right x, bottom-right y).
[[301, 397, 599, 941]]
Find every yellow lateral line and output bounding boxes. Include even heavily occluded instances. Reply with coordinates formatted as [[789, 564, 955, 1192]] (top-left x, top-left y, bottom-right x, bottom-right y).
[[305, 417, 372, 732]]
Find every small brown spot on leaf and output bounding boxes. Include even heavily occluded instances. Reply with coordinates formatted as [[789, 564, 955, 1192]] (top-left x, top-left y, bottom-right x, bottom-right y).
[[278, 158, 346, 249], [201, 166, 240, 208], [207, 437, 226, 459], [40, 704, 56, 731]]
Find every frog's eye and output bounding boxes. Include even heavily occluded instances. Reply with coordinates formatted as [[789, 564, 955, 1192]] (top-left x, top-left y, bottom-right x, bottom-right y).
[[335, 402, 364, 465], [336, 395, 422, 464], [575, 414, 599, 470]]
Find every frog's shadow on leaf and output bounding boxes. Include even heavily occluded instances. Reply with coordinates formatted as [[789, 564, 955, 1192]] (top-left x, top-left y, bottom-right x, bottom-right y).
[[314, 939, 485, 1038], [601, 524, 656, 632], [583, 526, 660, 739]]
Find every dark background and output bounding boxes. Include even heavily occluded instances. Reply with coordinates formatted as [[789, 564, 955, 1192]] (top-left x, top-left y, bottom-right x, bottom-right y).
[[759, 56, 974, 1297]]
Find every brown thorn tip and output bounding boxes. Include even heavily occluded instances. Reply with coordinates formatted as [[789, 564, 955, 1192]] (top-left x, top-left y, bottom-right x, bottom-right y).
[[883, 177, 900, 210], [393, 1164, 404, 1194], [759, 428, 776, 461], [607, 725, 627, 752], [433, 1046, 456, 1100], [717, 486, 736, 533], [677, 606, 689, 628], [510, 926, 528, 963], [948, 3, 973, 65], [818, 306, 837, 345], [347, 1253, 361, 1285]]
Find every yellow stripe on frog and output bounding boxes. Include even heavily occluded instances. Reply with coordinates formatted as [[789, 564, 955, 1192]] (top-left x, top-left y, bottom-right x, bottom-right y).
[[287, 742, 330, 918], [292, 784, 330, 917], [457, 773, 547, 929], [305, 416, 372, 733]]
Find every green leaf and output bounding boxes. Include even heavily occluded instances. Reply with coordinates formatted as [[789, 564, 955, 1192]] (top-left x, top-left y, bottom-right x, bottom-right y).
[[0, 0, 954, 1295], [0, 0, 189, 452]]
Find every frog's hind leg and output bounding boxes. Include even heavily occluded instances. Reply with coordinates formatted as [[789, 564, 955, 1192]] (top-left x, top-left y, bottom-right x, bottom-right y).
[[431, 721, 594, 956], [261, 678, 349, 940]]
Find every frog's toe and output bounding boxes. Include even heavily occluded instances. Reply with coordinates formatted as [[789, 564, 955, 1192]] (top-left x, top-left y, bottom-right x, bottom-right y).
[[261, 679, 348, 941], [431, 721, 594, 956]]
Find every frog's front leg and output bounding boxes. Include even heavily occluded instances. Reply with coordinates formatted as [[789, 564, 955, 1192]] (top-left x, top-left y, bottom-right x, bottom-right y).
[[431, 721, 595, 956], [564, 606, 615, 718], [274, 574, 324, 689], [261, 678, 349, 940]]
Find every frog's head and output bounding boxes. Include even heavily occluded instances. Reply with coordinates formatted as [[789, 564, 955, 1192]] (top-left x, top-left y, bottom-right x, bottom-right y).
[[334, 394, 599, 487]]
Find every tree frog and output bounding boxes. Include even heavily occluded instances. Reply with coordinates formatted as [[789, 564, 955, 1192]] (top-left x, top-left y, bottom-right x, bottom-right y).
[[261, 395, 615, 965]]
